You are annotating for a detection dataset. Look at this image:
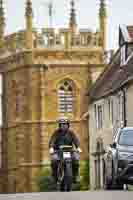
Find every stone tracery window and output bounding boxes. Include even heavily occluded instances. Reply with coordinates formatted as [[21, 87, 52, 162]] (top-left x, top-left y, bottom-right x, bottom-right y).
[[58, 80, 75, 114]]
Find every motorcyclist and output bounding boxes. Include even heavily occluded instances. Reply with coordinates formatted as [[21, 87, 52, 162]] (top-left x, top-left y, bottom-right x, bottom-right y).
[[49, 118, 82, 183]]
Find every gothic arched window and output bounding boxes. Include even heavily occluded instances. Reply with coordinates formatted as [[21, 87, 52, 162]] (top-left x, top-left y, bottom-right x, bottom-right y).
[[58, 80, 75, 114]]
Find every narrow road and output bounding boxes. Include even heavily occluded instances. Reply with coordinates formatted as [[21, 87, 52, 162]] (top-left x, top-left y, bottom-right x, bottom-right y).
[[0, 191, 132, 200]]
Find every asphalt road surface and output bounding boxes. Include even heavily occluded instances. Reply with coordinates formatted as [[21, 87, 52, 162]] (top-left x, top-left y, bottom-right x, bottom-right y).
[[0, 191, 133, 200]]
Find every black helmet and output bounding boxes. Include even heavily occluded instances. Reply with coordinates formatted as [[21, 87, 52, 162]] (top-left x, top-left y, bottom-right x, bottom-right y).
[[58, 117, 70, 127]]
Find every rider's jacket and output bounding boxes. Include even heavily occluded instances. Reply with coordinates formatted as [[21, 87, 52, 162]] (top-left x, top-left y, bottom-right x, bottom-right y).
[[49, 128, 80, 150]]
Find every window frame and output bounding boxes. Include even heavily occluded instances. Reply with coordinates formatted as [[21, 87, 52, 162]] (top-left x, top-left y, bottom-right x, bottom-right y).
[[94, 102, 104, 130], [108, 97, 114, 124], [58, 80, 75, 115]]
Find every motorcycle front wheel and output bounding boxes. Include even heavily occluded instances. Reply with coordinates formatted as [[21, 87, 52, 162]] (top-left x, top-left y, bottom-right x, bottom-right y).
[[63, 161, 73, 191]]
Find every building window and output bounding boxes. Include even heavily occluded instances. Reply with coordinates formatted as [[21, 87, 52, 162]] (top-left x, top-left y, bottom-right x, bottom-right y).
[[108, 98, 114, 124], [94, 104, 104, 130], [117, 93, 124, 125], [58, 80, 75, 115], [97, 105, 103, 129]]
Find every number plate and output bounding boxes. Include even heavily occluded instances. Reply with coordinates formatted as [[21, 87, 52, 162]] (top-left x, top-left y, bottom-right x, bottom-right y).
[[63, 152, 71, 159]]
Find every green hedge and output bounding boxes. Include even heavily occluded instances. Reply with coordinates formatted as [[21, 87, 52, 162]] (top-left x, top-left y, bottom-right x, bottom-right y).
[[80, 160, 90, 190], [36, 160, 90, 191], [36, 167, 57, 192]]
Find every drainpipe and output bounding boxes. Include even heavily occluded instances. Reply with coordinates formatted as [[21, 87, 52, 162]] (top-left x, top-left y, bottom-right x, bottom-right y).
[[122, 88, 127, 127]]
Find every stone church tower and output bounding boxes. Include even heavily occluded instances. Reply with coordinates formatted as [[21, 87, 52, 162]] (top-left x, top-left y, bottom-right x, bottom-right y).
[[0, 0, 107, 193]]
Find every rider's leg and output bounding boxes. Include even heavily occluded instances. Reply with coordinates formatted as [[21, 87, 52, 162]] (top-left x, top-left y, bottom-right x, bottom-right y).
[[72, 151, 80, 183], [51, 153, 59, 182]]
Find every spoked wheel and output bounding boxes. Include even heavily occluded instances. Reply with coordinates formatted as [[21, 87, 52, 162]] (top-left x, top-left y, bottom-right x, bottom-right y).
[[59, 161, 73, 191], [63, 161, 73, 191], [56, 161, 64, 191]]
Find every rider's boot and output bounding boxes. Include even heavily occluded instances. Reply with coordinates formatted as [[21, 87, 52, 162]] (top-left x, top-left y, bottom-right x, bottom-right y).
[[51, 161, 58, 183], [72, 161, 80, 183]]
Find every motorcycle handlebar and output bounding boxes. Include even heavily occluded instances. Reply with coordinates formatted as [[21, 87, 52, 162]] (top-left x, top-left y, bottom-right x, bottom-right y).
[[49, 146, 82, 154], [54, 148, 81, 154]]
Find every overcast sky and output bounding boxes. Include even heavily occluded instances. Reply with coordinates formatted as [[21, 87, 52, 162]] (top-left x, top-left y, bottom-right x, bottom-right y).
[[3, 0, 133, 50]]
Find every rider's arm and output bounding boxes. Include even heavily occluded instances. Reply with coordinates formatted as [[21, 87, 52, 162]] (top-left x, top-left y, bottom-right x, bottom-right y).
[[49, 130, 57, 148], [70, 131, 80, 148]]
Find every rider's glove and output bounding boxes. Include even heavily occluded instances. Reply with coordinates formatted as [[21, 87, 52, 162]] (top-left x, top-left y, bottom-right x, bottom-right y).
[[49, 147, 54, 154], [77, 147, 82, 153]]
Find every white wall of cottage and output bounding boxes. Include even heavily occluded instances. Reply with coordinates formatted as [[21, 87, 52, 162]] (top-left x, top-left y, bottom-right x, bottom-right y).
[[89, 91, 125, 190]]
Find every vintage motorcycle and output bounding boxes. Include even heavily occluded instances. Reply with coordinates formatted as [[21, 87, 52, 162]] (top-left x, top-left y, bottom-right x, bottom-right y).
[[55, 145, 78, 191]]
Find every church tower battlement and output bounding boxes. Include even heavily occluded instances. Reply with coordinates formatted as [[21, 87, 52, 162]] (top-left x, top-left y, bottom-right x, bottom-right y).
[[0, 0, 108, 58]]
